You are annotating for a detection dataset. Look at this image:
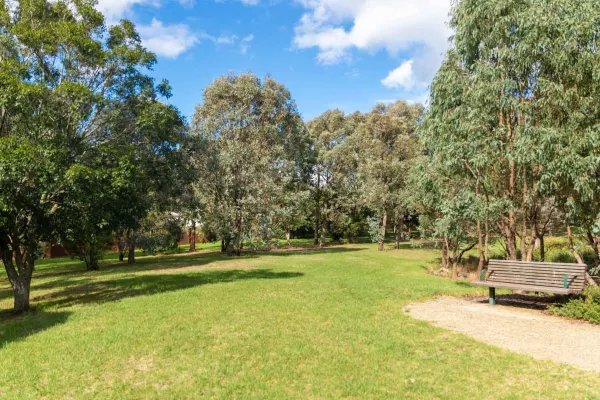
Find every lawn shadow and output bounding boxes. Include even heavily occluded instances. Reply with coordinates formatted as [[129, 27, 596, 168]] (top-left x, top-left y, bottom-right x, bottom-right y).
[[470, 293, 563, 311], [0, 310, 71, 349], [33, 269, 304, 310], [454, 281, 473, 287], [263, 246, 366, 257], [30, 245, 364, 281]]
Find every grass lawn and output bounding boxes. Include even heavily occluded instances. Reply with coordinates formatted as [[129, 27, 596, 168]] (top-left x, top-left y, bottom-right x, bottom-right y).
[[1, 242, 599, 399]]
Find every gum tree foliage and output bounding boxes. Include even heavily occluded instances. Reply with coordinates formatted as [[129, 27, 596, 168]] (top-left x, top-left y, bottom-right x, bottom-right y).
[[419, 0, 600, 279], [191, 73, 309, 255], [307, 110, 364, 246], [0, 0, 176, 311], [355, 101, 421, 251], [111, 99, 187, 264]]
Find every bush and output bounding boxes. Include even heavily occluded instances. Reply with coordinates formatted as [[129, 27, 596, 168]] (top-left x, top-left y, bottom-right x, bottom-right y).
[[137, 212, 184, 255], [550, 286, 600, 324]]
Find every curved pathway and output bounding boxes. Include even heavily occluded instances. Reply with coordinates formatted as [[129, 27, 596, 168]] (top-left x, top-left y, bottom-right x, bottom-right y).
[[405, 296, 600, 373]]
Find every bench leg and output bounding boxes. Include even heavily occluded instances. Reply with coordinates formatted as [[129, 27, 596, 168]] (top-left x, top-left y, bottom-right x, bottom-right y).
[[489, 287, 496, 306]]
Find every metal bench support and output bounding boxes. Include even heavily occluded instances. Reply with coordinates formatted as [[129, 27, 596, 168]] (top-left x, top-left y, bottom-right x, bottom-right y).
[[489, 287, 496, 305]]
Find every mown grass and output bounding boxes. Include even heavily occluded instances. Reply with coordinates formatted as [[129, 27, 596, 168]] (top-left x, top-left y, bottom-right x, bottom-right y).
[[1, 241, 599, 399]]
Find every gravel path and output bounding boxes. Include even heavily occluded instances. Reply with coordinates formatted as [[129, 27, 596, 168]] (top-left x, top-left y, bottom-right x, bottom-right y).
[[405, 296, 600, 373]]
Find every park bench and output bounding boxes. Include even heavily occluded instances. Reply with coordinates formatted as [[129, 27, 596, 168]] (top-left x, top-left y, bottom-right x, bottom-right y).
[[472, 260, 587, 305]]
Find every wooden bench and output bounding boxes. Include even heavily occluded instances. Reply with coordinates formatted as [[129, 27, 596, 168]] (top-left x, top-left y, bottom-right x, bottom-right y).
[[472, 260, 587, 305]]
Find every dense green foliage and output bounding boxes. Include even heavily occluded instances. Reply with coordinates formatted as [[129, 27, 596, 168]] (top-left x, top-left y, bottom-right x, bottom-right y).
[[413, 0, 600, 281], [0, 0, 185, 310], [551, 287, 600, 324]]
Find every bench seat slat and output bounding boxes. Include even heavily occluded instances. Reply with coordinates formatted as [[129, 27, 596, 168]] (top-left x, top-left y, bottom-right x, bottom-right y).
[[487, 271, 584, 279], [488, 266, 585, 273], [486, 279, 583, 289], [490, 260, 587, 268], [471, 280, 582, 294], [486, 272, 584, 284]]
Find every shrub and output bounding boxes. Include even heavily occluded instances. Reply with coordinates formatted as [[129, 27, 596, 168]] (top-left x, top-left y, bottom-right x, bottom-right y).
[[137, 212, 184, 255], [550, 286, 600, 324]]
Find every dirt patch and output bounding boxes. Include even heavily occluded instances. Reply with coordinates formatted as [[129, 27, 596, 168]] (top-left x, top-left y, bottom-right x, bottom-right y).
[[405, 296, 600, 373]]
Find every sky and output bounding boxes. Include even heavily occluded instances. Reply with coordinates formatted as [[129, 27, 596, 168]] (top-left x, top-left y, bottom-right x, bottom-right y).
[[97, 0, 453, 121]]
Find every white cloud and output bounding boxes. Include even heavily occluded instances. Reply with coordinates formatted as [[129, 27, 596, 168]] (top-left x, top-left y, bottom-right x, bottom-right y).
[[137, 19, 199, 58], [178, 0, 197, 8], [96, 0, 160, 24], [240, 34, 254, 54], [381, 60, 415, 90], [293, 0, 451, 87], [215, 0, 260, 4], [199, 33, 239, 45]]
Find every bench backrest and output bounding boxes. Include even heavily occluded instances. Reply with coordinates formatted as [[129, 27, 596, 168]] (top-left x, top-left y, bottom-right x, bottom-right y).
[[485, 260, 587, 291]]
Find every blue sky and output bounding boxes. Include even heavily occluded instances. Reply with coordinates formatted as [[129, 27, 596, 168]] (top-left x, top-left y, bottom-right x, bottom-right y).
[[97, 0, 452, 121]]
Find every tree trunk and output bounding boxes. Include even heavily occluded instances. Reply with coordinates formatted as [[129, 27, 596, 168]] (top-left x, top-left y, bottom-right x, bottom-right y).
[[127, 229, 136, 264], [13, 278, 31, 312], [586, 231, 600, 268], [1, 242, 35, 312], [221, 239, 226, 253], [441, 236, 450, 273], [85, 245, 99, 271], [189, 221, 197, 252], [117, 234, 126, 262], [378, 206, 387, 251], [394, 213, 403, 250], [314, 175, 321, 246], [320, 219, 328, 248], [449, 239, 458, 280], [285, 228, 291, 248], [539, 234, 545, 262], [520, 176, 528, 261], [498, 220, 518, 260], [566, 224, 584, 263], [526, 210, 538, 262]]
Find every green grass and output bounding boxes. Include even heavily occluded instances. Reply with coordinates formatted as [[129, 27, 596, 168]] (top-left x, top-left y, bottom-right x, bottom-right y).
[[1, 242, 599, 399]]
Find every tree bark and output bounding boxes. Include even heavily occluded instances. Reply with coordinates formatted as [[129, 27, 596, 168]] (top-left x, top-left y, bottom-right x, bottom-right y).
[[526, 206, 538, 262], [127, 229, 136, 264], [313, 175, 321, 246], [320, 219, 328, 248], [475, 181, 485, 275], [441, 236, 450, 275], [566, 223, 584, 264], [378, 206, 387, 252], [1, 241, 35, 312], [117, 234, 126, 262], [285, 228, 291, 248], [189, 221, 197, 252], [13, 276, 31, 312], [586, 231, 600, 268], [394, 212, 403, 250]]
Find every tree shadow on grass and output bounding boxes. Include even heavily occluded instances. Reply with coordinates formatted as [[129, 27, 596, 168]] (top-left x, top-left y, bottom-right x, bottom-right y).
[[454, 281, 473, 287], [0, 310, 71, 349], [32, 269, 304, 310], [471, 293, 563, 311], [0, 246, 355, 309], [29, 245, 364, 281]]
